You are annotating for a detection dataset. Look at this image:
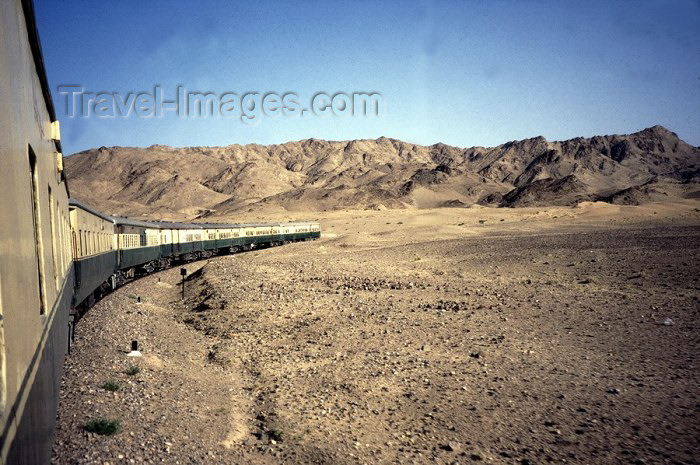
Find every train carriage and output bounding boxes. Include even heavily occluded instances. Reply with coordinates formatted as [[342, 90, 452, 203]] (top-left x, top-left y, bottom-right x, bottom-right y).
[[68, 200, 117, 306], [200, 224, 225, 254], [0, 1, 73, 462], [223, 225, 244, 252], [172, 225, 204, 258], [254, 225, 272, 246], [113, 218, 163, 273], [215, 226, 234, 250], [240, 224, 257, 249]]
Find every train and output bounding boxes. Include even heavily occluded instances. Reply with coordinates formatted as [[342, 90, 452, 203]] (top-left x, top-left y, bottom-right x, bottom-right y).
[[69, 199, 320, 311], [0, 1, 320, 463]]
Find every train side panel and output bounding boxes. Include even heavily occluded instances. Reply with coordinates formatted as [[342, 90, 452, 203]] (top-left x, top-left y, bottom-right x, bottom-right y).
[[0, 1, 73, 462]]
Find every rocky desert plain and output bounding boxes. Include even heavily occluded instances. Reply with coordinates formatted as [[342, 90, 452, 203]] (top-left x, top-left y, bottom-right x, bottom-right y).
[[52, 127, 699, 464]]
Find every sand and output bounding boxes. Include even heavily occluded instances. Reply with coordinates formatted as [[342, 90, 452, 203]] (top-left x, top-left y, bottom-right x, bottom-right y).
[[52, 202, 700, 464]]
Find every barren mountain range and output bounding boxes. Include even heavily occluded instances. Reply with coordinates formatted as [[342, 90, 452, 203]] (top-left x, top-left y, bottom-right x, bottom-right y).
[[64, 125, 699, 220]]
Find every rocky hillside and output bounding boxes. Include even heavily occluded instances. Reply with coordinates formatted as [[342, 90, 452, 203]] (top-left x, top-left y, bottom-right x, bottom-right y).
[[64, 125, 699, 219]]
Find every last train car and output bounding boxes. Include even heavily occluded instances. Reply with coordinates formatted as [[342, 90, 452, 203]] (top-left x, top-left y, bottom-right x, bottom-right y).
[[0, 0, 74, 463]]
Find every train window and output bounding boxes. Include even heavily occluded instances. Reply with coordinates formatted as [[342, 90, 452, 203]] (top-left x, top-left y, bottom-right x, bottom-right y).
[[48, 188, 58, 290], [57, 210, 63, 273], [28, 146, 47, 315], [59, 214, 66, 272]]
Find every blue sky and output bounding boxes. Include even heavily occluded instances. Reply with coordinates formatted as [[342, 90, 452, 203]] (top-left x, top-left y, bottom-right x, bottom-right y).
[[35, 0, 700, 155]]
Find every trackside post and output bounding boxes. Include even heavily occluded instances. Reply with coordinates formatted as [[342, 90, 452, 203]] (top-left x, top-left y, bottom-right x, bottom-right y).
[[180, 267, 187, 300]]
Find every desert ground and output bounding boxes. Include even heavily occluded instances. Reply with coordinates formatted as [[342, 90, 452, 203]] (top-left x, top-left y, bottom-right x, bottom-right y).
[[52, 202, 700, 464]]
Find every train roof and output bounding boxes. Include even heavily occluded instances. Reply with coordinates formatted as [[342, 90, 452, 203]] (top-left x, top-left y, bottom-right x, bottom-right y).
[[97, 215, 320, 230], [111, 217, 160, 228], [68, 199, 116, 223], [111, 217, 202, 230], [149, 220, 202, 229]]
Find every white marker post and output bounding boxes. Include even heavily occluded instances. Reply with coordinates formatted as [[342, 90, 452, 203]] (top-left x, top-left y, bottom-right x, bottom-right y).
[[127, 340, 142, 357]]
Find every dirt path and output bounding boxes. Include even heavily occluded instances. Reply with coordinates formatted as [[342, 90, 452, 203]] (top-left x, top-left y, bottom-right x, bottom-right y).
[[52, 207, 700, 464]]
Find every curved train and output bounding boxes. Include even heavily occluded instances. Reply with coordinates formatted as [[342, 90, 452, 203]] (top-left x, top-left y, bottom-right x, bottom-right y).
[[0, 2, 319, 463], [69, 199, 320, 312]]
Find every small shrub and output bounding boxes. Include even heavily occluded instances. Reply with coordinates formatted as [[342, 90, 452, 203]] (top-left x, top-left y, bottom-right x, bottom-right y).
[[126, 365, 140, 376], [478, 219, 486, 224], [84, 417, 121, 436], [268, 429, 284, 442], [101, 380, 120, 391]]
